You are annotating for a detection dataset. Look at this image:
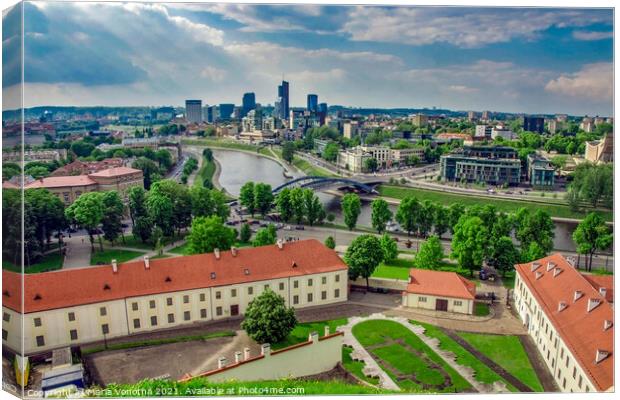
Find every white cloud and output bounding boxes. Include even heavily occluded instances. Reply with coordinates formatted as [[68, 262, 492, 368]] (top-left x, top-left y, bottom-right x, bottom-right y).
[[200, 66, 228, 82], [572, 30, 613, 41], [545, 63, 612, 101]]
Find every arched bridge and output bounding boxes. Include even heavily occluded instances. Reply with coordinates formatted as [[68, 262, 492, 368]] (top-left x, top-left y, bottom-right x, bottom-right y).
[[272, 176, 378, 194]]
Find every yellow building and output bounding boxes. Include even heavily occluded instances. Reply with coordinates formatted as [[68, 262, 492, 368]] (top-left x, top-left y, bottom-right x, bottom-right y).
[[402, 269, 476, 314], [2, 240, 348, 355]]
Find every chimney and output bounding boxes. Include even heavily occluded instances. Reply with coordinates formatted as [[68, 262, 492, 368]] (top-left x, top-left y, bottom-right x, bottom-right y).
[[277, 239, 283, 250], [587, 298, 601, 313], [261, 343, 271, 357], [546, 262, 556, 271], [234, 351, 242, 363], [112, 259, 118, 273], [553, 268, 563, 278], [144, 255, 150, 270], [603, 320, 613, 331], [599, 287, 607, 297], [324, 325, 330, 337], [558, 301, 567, 312], [574, 290, 583, 302], [309, 331, 319, 343], [217, 357, 227, 369], [595, 349, 610, 364], [243, 347, 251, 361], [231, 247, 237, 257], [531, 262, 541, 272], [214, 248, 220, 259]]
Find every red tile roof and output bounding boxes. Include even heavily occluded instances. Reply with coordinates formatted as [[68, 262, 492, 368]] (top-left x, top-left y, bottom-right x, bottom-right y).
[[516, 254, 613, 391], [24, 175, 97, 189], [581, 274, 614, 303], [406, 268, 476, 300], [88, 166, 141, 177], [2, 239, 347, 314]]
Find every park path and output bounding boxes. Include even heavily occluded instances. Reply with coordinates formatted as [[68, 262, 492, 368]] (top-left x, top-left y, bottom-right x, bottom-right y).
[[62, 235, 94, 269]]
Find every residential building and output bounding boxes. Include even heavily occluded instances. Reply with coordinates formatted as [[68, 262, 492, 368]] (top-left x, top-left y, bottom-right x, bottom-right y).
[[481, 111, 490, 121], [410, 114, 428, 127], [241, 93, 256, 118], [241, 109, 263, 133], [580, 117, 595, 133], [491, 126, 517, 141], [343, 120, 360, 139], [277, 81, 290, 121], [360, 145, 391, 168], [307, 94, 318, 112], [436, 133, 472, 142], [556, 114, 568, 122], [185, 100, 203, 124], [475, 125, 493, 139], [513, 254, 613, 392], [391, 147, 425, 165], [1, 240, 348, 355], [402, 269, 476, 314], [547, 119, 559, 134], [467, 111, 477, 121], [585, 132, 613, 163], [3, 149, 68, 164], [440, 146, 522, 185], [524, 116, 545, 133], [527, 154, 555, 188]]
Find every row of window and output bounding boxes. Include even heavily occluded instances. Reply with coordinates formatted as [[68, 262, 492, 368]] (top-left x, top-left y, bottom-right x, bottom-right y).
[[135, 308, 209, 329], [418, 297, 462, 306]]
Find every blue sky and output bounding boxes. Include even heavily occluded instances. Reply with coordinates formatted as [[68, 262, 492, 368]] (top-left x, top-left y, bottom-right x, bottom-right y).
[[2, 2, 614, 115]]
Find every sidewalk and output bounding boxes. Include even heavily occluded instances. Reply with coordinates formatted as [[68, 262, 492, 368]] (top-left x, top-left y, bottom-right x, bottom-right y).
[[62, 235, 93, 269]]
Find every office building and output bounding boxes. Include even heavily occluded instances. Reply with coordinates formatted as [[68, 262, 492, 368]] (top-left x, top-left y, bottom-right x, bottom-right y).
[[219, 104, 235, 121], [242, 93, 256, 118], [343, 120, 360, 139], [307, 94, 318, 112], [527, 154, 555, 188], [241, 109, 263, 133], [207, 105, 219, 123], [185, 100, 203, 124], [440, 146, 522, 185], [523, 116, 545, 134], [277, 81, 290, 120], [318, 102, 328, 125], [2, 240, 348, 355], [514, 254, 613, 392]]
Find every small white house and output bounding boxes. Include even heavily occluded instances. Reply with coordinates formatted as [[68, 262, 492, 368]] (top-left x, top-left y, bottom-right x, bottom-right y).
[[402, 269, 476, 314]]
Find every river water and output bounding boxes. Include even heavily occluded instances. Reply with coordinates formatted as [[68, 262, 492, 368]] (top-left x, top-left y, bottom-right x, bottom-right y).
[[212, 149, 581, 252]]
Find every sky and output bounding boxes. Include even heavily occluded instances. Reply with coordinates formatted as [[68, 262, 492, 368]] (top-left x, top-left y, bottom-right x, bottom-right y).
[[1, 1, 614, 115]]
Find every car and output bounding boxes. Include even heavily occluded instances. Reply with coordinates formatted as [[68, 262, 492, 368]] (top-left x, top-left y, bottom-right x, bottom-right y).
[[250, 220, 261, 225], [225, 221, 236, 226], [284, 225, 292, 230], [505, 191, 513, 194], [259, 222, 268, 227], [295, 225, 305, 230]]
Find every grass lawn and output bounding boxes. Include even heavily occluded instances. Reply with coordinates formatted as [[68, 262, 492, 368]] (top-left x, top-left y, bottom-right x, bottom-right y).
[[412, 321, 516, 392], [90, 249, 145, 265], [352, 319, 471, 393], [149, 254, 172, 260], [2, 253, 63, 273], [194, 156, 216, 188], [458, 332, 544, 392], [272, 318, 347, 350], [342, 347, 380, 386], [103, 377, 389, 396], [169, 242, 256, 256], [378, 185, 612, 221], [105, 234, 154, 251], [82, 331, 235, 355], [474, 303, 490, 317], [371, 257, 470, 281], [292, 156, 336, 177]]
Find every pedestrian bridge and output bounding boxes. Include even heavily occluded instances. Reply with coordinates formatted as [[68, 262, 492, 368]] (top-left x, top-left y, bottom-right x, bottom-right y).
[[272, 176, 378, 194]]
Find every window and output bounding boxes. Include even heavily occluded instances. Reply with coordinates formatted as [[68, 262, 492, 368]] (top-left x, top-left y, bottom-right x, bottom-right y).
[[308, 279, 313, 287], [454, 300, 463, 306], [578, 376, 583, 389], [216, 307, 223, 316], [216, 291, 221, 300], [3, 313, 10, 322], [562, 378, 566, 389], [184, 311, 191, 321], [566, 357, 569, 368], [322, 277, 327, 285], [293, 280, 299, 289], [248, 287, 254, 295], [36, 335, 45, 347], [101, 324, 109, 335], [572, 367, 576, 379], [166, 297, 173, 306], [133, 319, 141, 329], [70, 330, 78, 341], [321, 291, 327, 300], [200, 309, 207, 319], [168, 314, 175, 323], [2, 330, 7, 341], [335, 274, 340, 283], [200, 293, 206, 302], [307, 293, 313, 302], [586, 386, 590, 393], [264, 284, 269, 290], [335, 289, 340, 298], [419, 297, 427, 303], [151, 316, 158, 326], [231, 289, 237, 297], [34, 318, 42, 327], [149, 300, 156, 309], [132, 302, 138, 311], [100, 307, 107, 316], [183, 295, 189, 304], [560, 348, 564, 359], [279, 282, 284, 291], [293, 295, 299, 305]]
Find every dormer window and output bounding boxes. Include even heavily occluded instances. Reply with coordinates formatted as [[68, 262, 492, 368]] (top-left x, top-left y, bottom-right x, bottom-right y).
[[244, 269, 250, 275], [558, 301, 567, 312], [553, 268, 563, 278], [165, 276, 172, 282], [292, 261, 298, 268], [535, 271, 543, 280], [587, 298, 601, 313], [103, 284, 111, 290], [34, 294, 42, 301], [210, 272, 216, 280], [531, 262, 541, 272], [603, 320, 613, 331], [595, 349, 610, 364], [546, 262, 556, 271], [2, 290, 9, 297], [574, 291, 583, 302]]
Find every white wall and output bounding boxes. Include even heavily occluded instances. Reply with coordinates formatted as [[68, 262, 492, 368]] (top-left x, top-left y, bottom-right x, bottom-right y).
[[402, 293, 473, 314]]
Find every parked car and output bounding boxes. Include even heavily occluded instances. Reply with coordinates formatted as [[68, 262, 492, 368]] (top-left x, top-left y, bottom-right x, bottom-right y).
[[295, 225, 305, 230], [284, 225, 292, 231]]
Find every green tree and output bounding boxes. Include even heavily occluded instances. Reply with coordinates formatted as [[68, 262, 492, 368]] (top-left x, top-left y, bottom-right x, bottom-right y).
[[290, 187, 305, 225], [341, 193, 361, 231], [413, 235, 444, 270], [239, 182, 256, 216], [154, 149, 172, 170], [395, 196, 421, 236], [521, 242, 546, 263], [186, 216, 236, 254], [324, 236, 336, 249], [567, 163, 613, 208], [322, 142, 340, 162], [282, 141, 295, 163], [303, 189, 323, 226], [448, 203, 466, 234], [128, 186, 147, 225], [433, 206, 450, 238], [190, 186, 230, 220], [379, 234, 398, 262], [24, 165, 49, 179], [364, 158, 378, 172], [2, 163, 21, 180], [239, 223, 252, 243], [241, 289, 297, 344], [370, 199, 393, 233], [132, 215, 153, 244], [451, 216, 488, 277], [572, 213, 613, 271], [418, 200, 435, 238], [132, 157, 160, 189], [254, 183, 274, 217], [487, 236, 519, 277], [345, 235, 384, 289], [65, 192, 104, 251], [101, 191, 124, 245], [515, 208, 555, 255], [252, 224, 278, 247], [275, 188, 293, 222], [145, 191, 175, 237]]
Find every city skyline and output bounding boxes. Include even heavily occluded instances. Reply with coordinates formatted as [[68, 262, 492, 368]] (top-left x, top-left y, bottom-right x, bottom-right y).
[[2, 2, 614, 115]]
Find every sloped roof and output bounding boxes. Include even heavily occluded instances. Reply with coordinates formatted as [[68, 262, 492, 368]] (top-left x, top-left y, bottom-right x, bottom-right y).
[[2, 239, 347, 314], [24, 175, 97, 189], [88, 166, 142, 177], [406, 268, 476, 300], [516, 254, 613, 391]]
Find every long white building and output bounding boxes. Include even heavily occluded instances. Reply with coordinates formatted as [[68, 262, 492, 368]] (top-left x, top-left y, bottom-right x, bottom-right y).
[[514, 254, 613, 392], [2, 240, 348, 355]]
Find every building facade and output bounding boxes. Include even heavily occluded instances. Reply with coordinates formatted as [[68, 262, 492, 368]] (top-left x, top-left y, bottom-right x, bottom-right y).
[[2, 240, 348, 355], [402, 269, 475, 314], [241, 93, 256, 118], [513, 254, 613, 392], [439, 146, 521, 185], [277, 81, 290, 121], [527, 154, 555, 188], [524, 116, 545, 133], [185, 100, 203, 124], [585, 133, 613, 163]]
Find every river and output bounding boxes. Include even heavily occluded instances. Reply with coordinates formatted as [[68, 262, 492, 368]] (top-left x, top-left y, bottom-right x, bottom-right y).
[[212, 148, 582, 252]]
